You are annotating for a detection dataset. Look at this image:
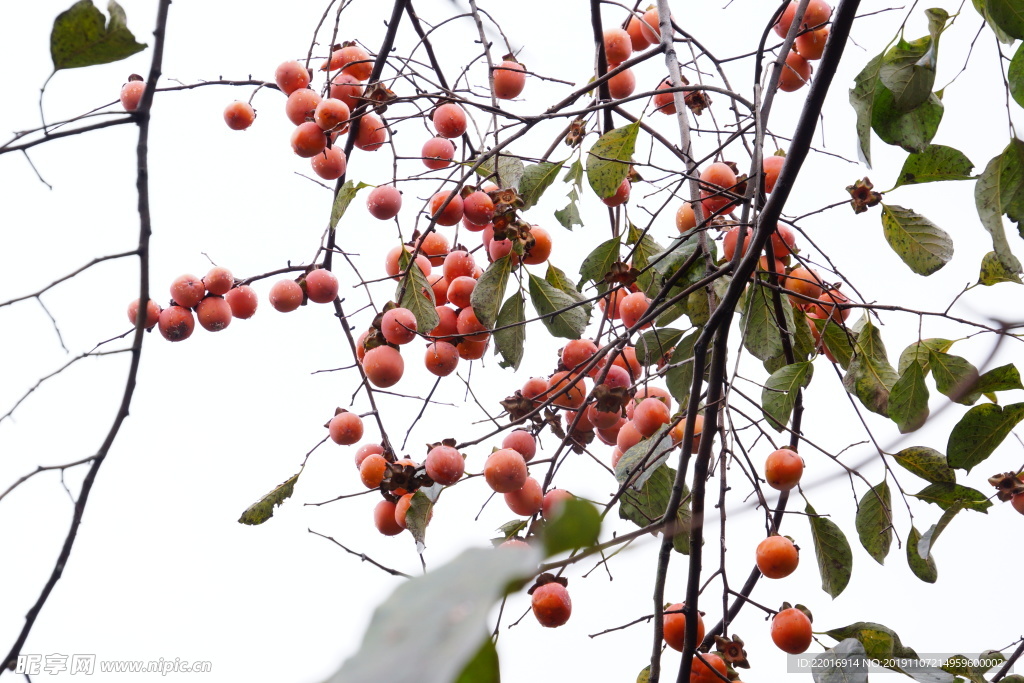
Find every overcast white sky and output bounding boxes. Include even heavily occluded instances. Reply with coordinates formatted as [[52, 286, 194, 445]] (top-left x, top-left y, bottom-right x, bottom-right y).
[[1, 1, 1023, 682]]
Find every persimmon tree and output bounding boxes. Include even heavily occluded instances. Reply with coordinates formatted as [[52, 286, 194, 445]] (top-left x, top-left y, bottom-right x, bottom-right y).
[[2, 1, 1024, 682]]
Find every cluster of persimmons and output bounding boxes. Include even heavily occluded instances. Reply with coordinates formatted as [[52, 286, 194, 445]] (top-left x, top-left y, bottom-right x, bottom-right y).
[[121, 0, 836, 651]]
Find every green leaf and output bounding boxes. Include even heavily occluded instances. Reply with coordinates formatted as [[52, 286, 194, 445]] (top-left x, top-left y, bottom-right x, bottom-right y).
[[842, 320, 899, 416], [914, 482, 993, 513], [545, 263, 572, 290], [614, 426, 675, 490], [979, 251, 1024, 285], [519, 161, 564, 210], [564, 158, 584, 185], [629, 225, 664, 295], [811, 640, 869, 683], [761, 361, 814, 432], [898, 338, 953, 376], [651, 234, 704, 282], [493, 291, 526, 370], [619, 464, 690, 554], [947, 402, 1024, 471], [528, 273, 587, 339], [918, 503, 962, 559], [546, 264, 592, 319], [975, 141, 1024, 276], [814, 317, 857, 370], [825, 622, 952, 681], [907, 525, 938, 583], [665, 331, 699, 408], [329, 546, 540, 683], [635, 328, 685, 366], [470, 256, 513, 328], [554, 188, 583, 230], [988, 0, 1024, 39], [974, 0, 1017, 42], [892, 145, 975, 188], [878, 35, 936, 113], [577, 237, 621, 292], [331, 180, 371, 230], [892, 447, 956, 484], [495, 519, 528, 540], [655, 299, 689, 327], [50, 0, 146, 71], [975, 363, 1024, 394], [405, 490, 434, 552], [806, 502, 854, 598], [943, 652, 1006, 683], [880, 204, 953, 276], [686, 289, 710, 327], [928, 350, 980, 404], [1010, 43, 1024, 108], [763, 352, 789, 376], [855, 481, 893, 565], [475, 153, 525, 190], [872, 89, 943, 154], [237, 472, 300, 525], [889, 361, 930, 433], [791, 306, 817, 363], [396, 250, 440, 334], [740, 281, 788, 361], [989, 140, 1024, 225], [542, 498, 601, 556], [850, 53, 885, 166], [586, 122, 640, 198], [453, 639, 499, 683], [555, 161, 584, 229]]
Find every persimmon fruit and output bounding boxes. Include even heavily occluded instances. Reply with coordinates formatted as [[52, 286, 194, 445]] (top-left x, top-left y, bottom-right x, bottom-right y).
[[128, 298, 161, 329], [275, 61, 310, 96], [285, 89, 321, 125], [690, 653, 728, 683], [505, 476, 543, 516], [223, 101, 255, 130], [366, 185, 403, 220], [170, 274, 205, 308], [542, 489, 574, 519], [502, 430, 537, 461], [203, 267, 234, 296], [778, 52, 812, 92], [432, 103, 468, 139], [531, 582, 571, 627], [269, 279, 303, 312], [196, 296, 231, 331], [225, 286, 258, 319], [764, 154, 785, 193], [158, 305, 194, 341], [483, 448, 529, 493], [493, 60, 527, 99], [765, 448, 804, 490], [329, 412, 364, 445], [422, 137, 455, 169], [381, 307, 418, 345], [362, 345, 405, 387], [756, 535, 800, 578], [425, 444, 464, 485], [354, 113, 387, 151], [120, 78, 145, 111], [604, 28, 633, 64], [662, 603, 705, 652], [429, 191, 464, 226], [771, 607, 813, 654], [374, 499, 404, 536]]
